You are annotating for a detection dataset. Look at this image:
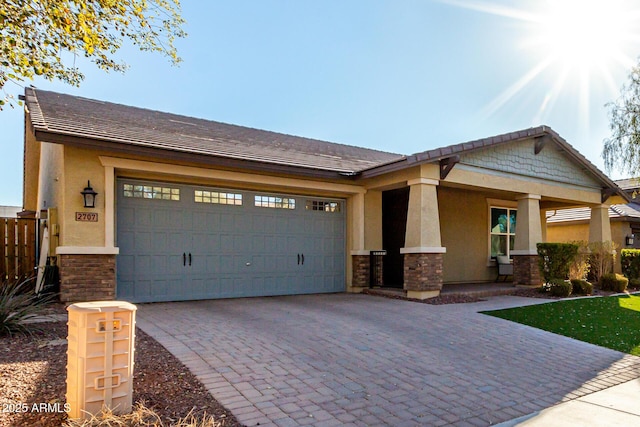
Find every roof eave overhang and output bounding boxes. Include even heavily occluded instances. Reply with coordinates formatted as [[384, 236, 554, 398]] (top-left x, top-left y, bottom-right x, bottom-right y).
[[33, 129, 360, 182]]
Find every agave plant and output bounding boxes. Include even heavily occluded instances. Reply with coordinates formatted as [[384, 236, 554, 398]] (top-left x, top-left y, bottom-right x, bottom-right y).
[[0, 275, 56, 336]]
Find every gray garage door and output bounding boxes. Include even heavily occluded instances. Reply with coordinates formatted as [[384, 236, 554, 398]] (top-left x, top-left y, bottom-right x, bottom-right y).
[[116, 179, 346, 302]]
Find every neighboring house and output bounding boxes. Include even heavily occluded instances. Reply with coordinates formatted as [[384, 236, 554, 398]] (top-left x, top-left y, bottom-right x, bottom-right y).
[[22, 88, 626, 302], [0, 206, 22, 217], [546, 178, 640, 273]]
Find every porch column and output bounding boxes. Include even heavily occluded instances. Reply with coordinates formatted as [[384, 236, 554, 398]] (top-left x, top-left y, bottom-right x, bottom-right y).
[[512, 194, 543, 287], [350, 192, 370, 291], [401, 179, 446, 300], [589, 204, 612, 242]]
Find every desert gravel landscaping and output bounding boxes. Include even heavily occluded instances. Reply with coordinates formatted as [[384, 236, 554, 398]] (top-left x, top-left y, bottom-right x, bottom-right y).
[[0, 314, 242, 427]]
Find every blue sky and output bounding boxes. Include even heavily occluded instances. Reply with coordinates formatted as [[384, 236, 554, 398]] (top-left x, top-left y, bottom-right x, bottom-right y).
[[2, 0, 640, 206]]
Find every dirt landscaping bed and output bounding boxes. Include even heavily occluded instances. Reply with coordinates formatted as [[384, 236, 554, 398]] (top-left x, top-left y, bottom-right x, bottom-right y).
[[0, 314, 243, 427]]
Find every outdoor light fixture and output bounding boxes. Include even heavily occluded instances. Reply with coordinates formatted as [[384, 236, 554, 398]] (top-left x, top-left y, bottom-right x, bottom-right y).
[[626, 234, 635, 246], [81, 181, 98, 208]]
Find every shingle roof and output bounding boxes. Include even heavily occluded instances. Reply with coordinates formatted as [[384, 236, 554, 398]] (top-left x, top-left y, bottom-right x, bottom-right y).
[[615, 178, 640, 191], [22, 88, 625, 195], [546, 203, 640, 224], [25, 88, 404, 174]]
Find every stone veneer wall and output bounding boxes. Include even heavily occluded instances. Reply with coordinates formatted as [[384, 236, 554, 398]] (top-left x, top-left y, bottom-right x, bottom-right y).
[[403, 253, 443, 292], [59, 254, 116, 302], [352, 255, 370, 288], [513, 255, 542, 287]]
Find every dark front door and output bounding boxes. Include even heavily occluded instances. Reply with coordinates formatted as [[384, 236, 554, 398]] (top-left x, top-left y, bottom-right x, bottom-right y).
[[382, 187, 409, 288]]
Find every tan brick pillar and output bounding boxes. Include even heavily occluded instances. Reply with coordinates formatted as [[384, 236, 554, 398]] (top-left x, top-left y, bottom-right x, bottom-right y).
[[401, 179, 446, 299], [512, 194, 543, 287]]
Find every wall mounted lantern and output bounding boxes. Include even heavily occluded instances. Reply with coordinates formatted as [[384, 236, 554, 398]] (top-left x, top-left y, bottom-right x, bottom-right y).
[[81, 181, 98, 208], [626, 234, 635, 246]]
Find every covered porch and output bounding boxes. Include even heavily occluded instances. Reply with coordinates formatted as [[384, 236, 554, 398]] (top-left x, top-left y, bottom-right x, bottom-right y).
[[349, 128, 625, 299]]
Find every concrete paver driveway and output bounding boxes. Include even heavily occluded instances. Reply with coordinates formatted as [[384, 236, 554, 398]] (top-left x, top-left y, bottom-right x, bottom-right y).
[[136, 294, 640, 426]]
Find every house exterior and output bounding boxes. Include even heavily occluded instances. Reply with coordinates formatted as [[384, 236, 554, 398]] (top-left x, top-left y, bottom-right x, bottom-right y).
[[22, 88, 626, 302], [546, 178, 640, 273]]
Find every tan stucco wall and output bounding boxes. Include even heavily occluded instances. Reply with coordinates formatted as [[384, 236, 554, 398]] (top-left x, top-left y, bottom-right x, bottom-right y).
[[364, 190, 382, 250], [546, 223, 589, 242], [59, 146, 107, 247], [439, 187, 496, 283], [22, 119, 41, 212]]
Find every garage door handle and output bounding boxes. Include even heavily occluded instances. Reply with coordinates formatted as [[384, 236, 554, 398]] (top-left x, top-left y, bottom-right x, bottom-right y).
[[183, 252, 186, 266], [301, 253, 304, 265], [297, 253, 300, 265], [189, 252, 192, 266]]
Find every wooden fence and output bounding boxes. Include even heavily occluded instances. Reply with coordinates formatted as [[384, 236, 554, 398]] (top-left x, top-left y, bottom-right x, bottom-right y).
[[0, 217, 39, 280]]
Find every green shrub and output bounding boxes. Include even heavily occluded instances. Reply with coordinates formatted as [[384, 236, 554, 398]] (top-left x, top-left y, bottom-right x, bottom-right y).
[[621, 249, 640, 280], [630, 278, 640, 289], [549, 279, 572, 297], [570, 279, 593, 295], [0, 276, 56, 336], [599, 273, 629, 293], [537, 243, 579, 283]]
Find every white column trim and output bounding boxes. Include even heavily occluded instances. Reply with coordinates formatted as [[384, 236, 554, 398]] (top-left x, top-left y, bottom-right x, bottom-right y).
[[400, 246, 447, 254], [407, 178, 439, 186], [516, 194, 541, 200], [57, 246, 120, 255]]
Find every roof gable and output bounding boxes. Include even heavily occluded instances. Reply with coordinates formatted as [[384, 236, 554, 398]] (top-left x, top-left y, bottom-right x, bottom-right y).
[[362, 126, 623, 198], [459, 138, 601, 188]]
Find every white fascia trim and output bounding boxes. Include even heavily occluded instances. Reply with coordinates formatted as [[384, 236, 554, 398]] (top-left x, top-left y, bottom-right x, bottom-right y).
[[400, 246, 447, 254], [510, 249, 538, 256], [407, 178, 439, 186], [56, 246, 120, 255], [99, 156, 366, 195]]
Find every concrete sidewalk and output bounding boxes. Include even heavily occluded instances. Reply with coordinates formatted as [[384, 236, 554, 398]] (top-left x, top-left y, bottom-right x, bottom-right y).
[[497, 379, 640, 426]]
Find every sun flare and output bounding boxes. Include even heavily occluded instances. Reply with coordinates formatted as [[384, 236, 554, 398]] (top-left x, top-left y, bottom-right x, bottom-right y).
[[443, 0, 640, 123], [534, 1, 633, 74]]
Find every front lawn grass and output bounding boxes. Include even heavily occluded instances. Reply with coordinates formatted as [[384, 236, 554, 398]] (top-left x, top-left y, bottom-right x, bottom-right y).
[[481, 295, 640, 356]]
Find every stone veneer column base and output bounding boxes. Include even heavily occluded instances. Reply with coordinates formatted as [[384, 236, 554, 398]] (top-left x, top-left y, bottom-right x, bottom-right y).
[[351, 254, 370, 290], [403, 253, 443, 300], [513, 254, 542, 287], [59, 254, 116, 302]]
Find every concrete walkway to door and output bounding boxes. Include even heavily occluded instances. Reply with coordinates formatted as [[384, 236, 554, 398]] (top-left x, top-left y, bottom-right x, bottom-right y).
[[136, 294, 640, 426]]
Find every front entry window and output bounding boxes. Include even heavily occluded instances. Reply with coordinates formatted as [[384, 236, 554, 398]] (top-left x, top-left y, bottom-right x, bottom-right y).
[[490, 207, 517, 258]]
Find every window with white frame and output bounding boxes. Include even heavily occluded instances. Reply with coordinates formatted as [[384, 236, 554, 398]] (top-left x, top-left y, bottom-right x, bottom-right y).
[[254, 195, 296, 209], [490, 207, 517, 258], [123, 183, 180, 201], [195, 190, 242, 206]]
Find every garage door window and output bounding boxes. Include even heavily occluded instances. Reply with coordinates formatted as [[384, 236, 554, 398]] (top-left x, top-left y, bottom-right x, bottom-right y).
[[195, 190, 242, 205], [306, 200, 341, 213], [123, 184, 180, 201], [255, 195, 296, 209]]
